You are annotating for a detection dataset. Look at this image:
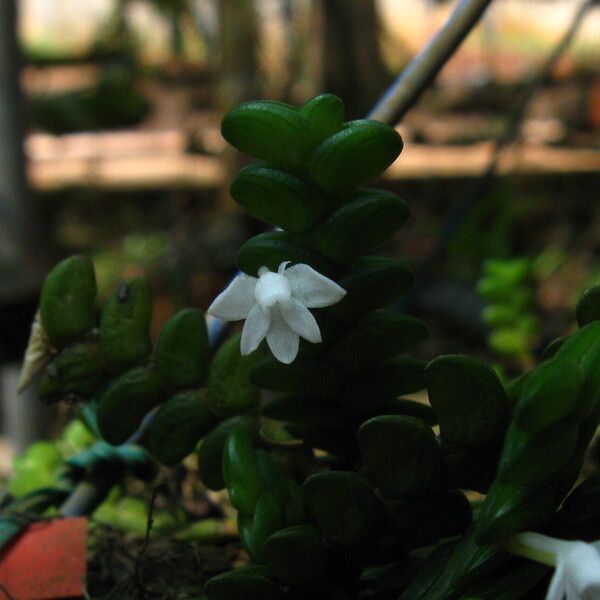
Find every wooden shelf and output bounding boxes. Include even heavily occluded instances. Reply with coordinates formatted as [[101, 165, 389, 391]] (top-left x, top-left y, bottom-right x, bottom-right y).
[[26, 129, 600, 193]]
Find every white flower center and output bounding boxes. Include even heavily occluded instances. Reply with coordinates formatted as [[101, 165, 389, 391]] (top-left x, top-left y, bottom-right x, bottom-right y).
[[254, 271, 292, 311]]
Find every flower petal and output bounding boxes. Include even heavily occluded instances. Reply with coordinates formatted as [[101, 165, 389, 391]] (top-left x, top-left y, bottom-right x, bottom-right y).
[[280, 299, 322, 343], [283, 263, 346, 308], [240, 304, 271, 355], [266, 309, 300, 364], [562, 542, 600, 599], [546, 563, 566, 600], [207, 273, 257, 320]]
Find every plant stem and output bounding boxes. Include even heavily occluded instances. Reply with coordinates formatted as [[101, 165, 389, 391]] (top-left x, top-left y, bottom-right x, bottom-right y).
[[504, 532, 568, 567], [367, 0, 495, 124], [59, 472, 115, 517]]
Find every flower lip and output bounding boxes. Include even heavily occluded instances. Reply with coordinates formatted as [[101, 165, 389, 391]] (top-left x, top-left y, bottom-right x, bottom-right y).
[[254, 270, 293, 311]]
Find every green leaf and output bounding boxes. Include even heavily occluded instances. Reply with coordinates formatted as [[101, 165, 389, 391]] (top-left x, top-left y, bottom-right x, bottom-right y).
[[358, 415, 444, 497], [221, 100, 314, 172], [426, 355, 509, 446], [311, 189, 409, 264], [303, 471, 383, 548], [204, 565, 281, 600], [497, 420, 579, 486], [300, 94, 345, 144], [329, 311, 427, 371], [197, 416, 254, 491], [99, 277, 153, 369], [325, 256, 414, 322], [222, 426, 263, 515], [263, 396, 350, 432], [38, 343, 105, 401], [514, 357, 584, 432], [237, 231, 335, 278], [339, 357, 426, 413], [307, 120, 403, 196], [475, 480, 558, 544], [239, 489, 286, 560], [207, 334, 262, 418], [577, 284, 600, 327], [262, 525, 329, 585], [154, 308, 209, 389], [40, 255, 97, 347], [231, 165, 329, 233], [97, 367, 165, 445], [385, 490, 472, 544], [144, 389, 217, 467], [249, 353, 346, 398], [442, 442, 500, 493]]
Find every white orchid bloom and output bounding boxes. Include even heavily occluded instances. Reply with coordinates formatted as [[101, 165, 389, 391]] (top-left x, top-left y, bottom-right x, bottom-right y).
[[207, 262, 346, 364], [507, 532, 600, 600]]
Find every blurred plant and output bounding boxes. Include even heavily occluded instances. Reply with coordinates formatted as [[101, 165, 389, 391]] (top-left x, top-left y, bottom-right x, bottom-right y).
[[92, 232, 169, 302], [478, 257, 539, 364]]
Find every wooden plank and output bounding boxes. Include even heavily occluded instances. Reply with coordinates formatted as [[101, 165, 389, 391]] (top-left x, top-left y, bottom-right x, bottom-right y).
[[386, 141, 600, 179], [26, 130, 600, 192]]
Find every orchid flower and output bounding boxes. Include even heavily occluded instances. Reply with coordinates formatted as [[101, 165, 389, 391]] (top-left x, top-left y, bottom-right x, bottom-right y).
[[507, 532, 600, 600], [207, 262, 346, 364]]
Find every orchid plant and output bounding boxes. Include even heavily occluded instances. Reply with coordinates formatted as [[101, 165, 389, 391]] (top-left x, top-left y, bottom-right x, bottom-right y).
[[7, 94, 600, 600]]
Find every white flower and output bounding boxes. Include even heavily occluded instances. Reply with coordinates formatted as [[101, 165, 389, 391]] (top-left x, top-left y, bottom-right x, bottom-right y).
[[547, 540, 600, 600], [207, 262, 346, 364], [509, 532, 600, 600]]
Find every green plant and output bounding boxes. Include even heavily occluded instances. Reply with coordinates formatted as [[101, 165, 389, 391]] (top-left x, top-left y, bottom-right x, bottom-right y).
[[10, 94, 600, 599]]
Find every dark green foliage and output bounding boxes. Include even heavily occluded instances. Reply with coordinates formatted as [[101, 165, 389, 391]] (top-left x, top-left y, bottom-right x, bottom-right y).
[[197, 417, 255, 491], [576, 283, 600, 327], [206, 334, 262, 417], [239, 490, 286, 560], [497, 420, 579, 486], [328, 312, 428, 371], [300, 94, 345, 143], [358, 416, 445, 497], [307, 120, 403, 195], [263, 396, 350, 432], [144, 389, 217, 466], [250, 353, 346, 398], [222, 426, 264, 515], [385, 490, 472, 544], [476, 481, 559, 545], [204, 565, 281, 600], [513, 358, 583, 432], [153, 308, 209, 389], [97, 367, 165, 445], [231, 165, 329, 233], [326, 256, 414, 322], [221, 101, 315, 172], [99, 277, 153, 369], [237, 231, 335, 278], [262, 525, 329, 585], [304, 471, 384, 548], [339, 358, 426, 414], [38, 343, 105, 401], [40, 255, 97, 347], [426, 355, 509, 446], [475, 322, 600, 544], [311, 189, 409, 264]]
